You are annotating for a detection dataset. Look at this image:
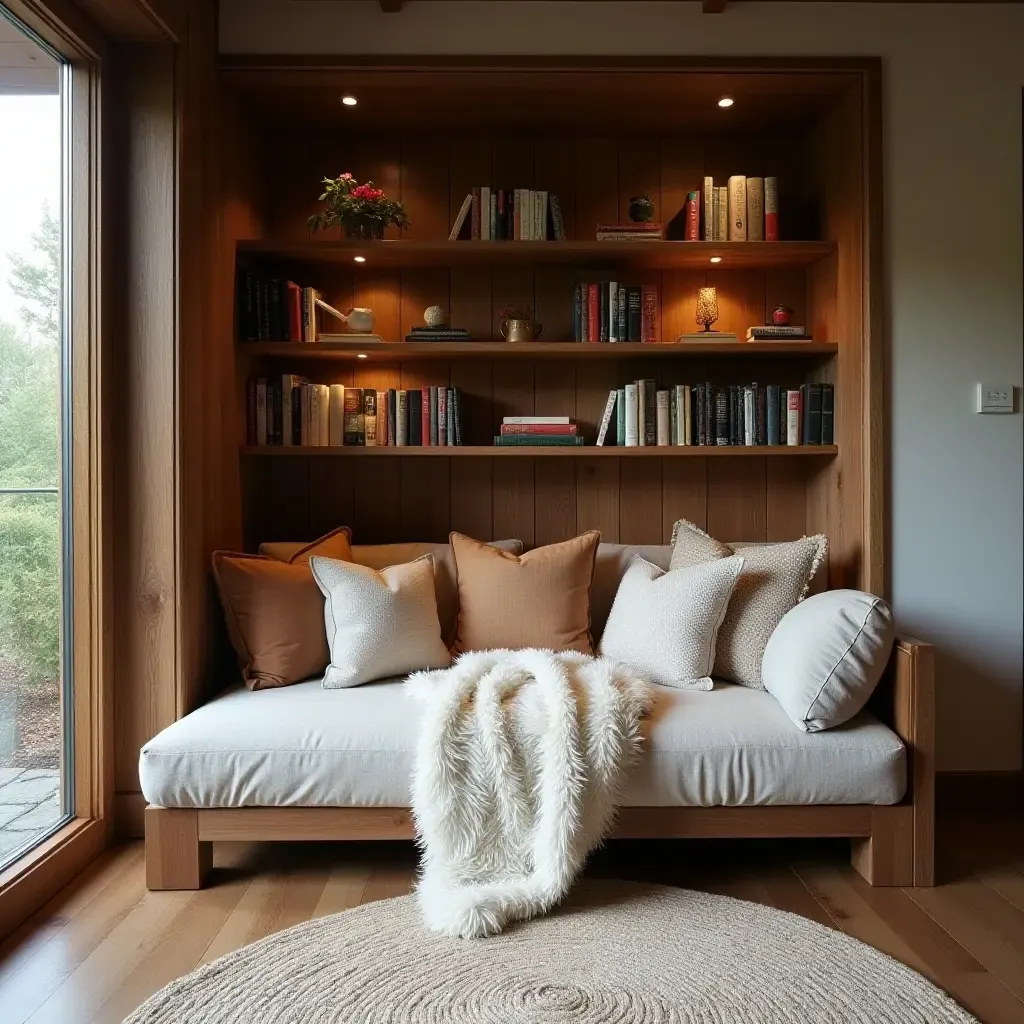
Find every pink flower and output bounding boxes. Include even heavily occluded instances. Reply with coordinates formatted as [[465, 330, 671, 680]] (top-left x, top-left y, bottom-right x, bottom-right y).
[[338, 172, 354, 180], [351, 184, 385, 200]]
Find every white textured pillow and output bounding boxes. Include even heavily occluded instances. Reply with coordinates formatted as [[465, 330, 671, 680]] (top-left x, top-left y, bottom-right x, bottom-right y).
[[598, 555, 744, 690], [763, 589, 895, 731], [669, 519, 827, 689], [310, 554, 451, 688]]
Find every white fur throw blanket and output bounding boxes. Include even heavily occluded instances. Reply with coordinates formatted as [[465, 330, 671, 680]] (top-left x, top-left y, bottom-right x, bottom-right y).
[[406, 648, 652, 938]]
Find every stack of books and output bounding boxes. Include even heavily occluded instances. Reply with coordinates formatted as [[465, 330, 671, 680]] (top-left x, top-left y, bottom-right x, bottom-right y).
[[573, 282, 658, 343], [594, 380, 834, 447], [700, 175, 778, 242], [493, 416, 583, 447], [595, 222, 663, 241], [745, 325, 812, 342], [449, 187, 566, 241], [246, 378, 464, 447], [405, 326, 471, 343], [238, 274, 317, 342]]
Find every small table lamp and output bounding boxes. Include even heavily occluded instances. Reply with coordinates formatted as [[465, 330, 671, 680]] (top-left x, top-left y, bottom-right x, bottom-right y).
[[696, 286, 720, 332]]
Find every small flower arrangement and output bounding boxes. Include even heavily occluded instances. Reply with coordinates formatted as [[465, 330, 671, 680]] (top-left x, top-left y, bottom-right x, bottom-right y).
[[498, 305, 533, 322], [308, 172, 410, 238]]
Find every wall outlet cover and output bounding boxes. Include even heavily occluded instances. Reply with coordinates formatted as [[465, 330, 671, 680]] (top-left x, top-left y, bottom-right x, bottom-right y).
[[975, 383, 1015, 414]]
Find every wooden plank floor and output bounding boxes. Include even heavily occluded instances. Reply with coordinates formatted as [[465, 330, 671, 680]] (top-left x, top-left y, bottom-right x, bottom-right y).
[[0, 809, 1021, 1024]]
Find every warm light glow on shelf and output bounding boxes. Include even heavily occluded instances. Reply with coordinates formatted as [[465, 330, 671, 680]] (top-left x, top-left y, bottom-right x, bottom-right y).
[[709, 256, 722, 263], [357, 353, 368, 359], [353, 256, 366, 263], [718, 97, 734, 108], [341, 95, 358, 106]]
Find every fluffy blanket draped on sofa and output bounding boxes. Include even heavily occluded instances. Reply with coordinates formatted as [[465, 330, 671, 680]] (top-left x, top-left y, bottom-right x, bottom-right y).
[[406, 648, 652, 938]]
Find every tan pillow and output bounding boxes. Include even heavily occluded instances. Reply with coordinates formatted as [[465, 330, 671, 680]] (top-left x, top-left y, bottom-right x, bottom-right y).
[[211, 553, 331, 690], [669, 519, 827, 689], [286, 526, 352, 565], [451, 531, 600, 654]]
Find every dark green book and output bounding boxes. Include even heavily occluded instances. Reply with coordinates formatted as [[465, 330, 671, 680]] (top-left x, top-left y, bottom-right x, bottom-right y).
[[493, 435, 585, 446]]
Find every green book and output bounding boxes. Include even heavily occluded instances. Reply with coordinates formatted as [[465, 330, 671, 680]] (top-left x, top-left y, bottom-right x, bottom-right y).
[[492, 435, 585, 446], [616, 387, 626, 445], [669, 388, 679, 445]]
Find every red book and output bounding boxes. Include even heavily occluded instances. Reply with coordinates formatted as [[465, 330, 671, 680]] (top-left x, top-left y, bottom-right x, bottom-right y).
[[422, 391, 431, 446], [587, 283, 599, 342], [641, 285, 659, 343], [286, 282, 302, 342], [685, 193, 699, 241], [764, 176, 779, 242], [500, 423, 579, 436]]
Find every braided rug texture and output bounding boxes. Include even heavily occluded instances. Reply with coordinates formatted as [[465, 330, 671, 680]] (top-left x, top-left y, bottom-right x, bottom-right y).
[[124, 881, 977, 1024]]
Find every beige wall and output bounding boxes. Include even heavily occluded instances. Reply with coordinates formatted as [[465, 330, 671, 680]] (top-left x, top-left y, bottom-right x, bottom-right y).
[[219, 1, 1024, 772]]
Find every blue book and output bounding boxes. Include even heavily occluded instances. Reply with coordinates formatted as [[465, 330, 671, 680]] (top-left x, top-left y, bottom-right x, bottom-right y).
[[766, 385, 780, 445]]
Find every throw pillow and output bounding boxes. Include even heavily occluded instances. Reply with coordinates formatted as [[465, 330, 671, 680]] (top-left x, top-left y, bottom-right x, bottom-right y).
[[451, 531, 600, 654], [599, 555, 745, 690], [286, 526, 353, 565], [763, 589, 895, 731], [669, 519, 827, 689], [211, 552, 332, 690], [310, 554, 451, 688]]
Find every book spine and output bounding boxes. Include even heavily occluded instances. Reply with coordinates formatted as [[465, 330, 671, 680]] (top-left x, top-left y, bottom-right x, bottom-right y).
[[493, 435, 584, 446], [596, 389, 617, 446], [450, 388, 460, 445], [255, 378, 267, 446], [364, 389, 378, 447], [501, 423, 580, 435], [624, 384, 639, 447], [599, 282, 609, 342], [685, 191, 699, 241], [408, 390, 423, 446], [616, 387, 626, 446], [756, 383, 767, 446], [428, 385, 438, 445], [496, 190, 506, 241], [387, 389, 397, 445], [616, 285, 628, 340], [636, 379, 646, 446], [820, 383, 835, 445], [715, 187, 728, 242], [292, 385, 303, 445], [343, 387, 362, 446], [573, 283, 583, 343], [786, 389, 802, 446], [449, 193, 472, 240], [766, 385, 780, 445], [286, 282, 302, 342], [728, 176, 747, 241], [801, 383, 823, 444], [641, 285, 658, 343], [746, 177, 765, 241], [246, 378, 256, 444], [376, 390, 388, 446], [480, 186, 490, 241], [502, 416, 572, 424], [627, 287, 641, 342], [436, 387, 447, 447], [328, 384, 345, 446], [764, 176, 779, 241], [587, 283, 599, 343], [298, 383, 310, 445], [728, 385, 739, 445], [471, 186, 481, 240], [669, 387, 679, 445], [396, 390, 408, 446], [695, 383, 705, 446], [674, 384, 685, 445], [743, 387, 754, 446], [420, 388, 430, 446], [608, 282, 618, 343], [549, 194, 565, 240], [281, 374, 295, 445], [704, 382, 714, 447], [317, 384, 330, 446], [309, 384, 321, 446], [715, 387, 730, 446], [683, 385, 692, 445], [702, 176, 714, 241], [537, 190, 547, 240], [656, 389, 671, 446], [642, 379, 657, 445], [513, 188, 521, 240], [489, 192, 497, 240]]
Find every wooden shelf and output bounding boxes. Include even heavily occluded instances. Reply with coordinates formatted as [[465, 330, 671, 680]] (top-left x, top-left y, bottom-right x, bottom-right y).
[[240, 445, 838, 458], [238, 239, 834, 270], [240, 341, 839, 361]]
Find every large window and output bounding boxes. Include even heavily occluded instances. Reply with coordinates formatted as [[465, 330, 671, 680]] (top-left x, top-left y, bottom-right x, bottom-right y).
[[0, 7, 70, 870]]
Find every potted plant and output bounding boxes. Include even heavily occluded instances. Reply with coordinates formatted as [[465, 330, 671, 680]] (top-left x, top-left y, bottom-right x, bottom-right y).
[[308, 173, 410, 239], [499, 305, 542, 343]]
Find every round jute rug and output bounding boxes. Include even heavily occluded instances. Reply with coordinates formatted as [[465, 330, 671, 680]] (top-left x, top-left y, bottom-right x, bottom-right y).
[[124, 881, 977, 1023]]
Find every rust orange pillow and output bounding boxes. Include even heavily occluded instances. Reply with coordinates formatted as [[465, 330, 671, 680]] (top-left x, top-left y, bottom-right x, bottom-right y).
[[450, 531, 600, 654]]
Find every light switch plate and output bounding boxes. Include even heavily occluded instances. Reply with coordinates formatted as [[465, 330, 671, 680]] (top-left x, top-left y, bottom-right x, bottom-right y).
[[976, 383, 1015, 414]]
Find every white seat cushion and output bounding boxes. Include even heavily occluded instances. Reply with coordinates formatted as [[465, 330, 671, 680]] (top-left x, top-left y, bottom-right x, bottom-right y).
[[139, 678, 906, 810]]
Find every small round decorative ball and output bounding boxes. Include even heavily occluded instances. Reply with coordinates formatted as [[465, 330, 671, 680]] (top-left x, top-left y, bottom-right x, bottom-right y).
[[423, 305, 446, 328], [628, 195, 655, 223]]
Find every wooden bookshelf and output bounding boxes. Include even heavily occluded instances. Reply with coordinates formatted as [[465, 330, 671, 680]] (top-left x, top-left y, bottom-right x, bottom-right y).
[[241, 445, 839, 459]]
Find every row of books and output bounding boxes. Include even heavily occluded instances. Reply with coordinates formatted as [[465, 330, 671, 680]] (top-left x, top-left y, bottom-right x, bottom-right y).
[[594, 381, 834, 447], [239, 273, 316, 343], [450, 187, 567, 242], [574, 282, 659, 343], [492, 416, 583, 446], [246, 377, 465, 447], [701, 175, 778, 242]]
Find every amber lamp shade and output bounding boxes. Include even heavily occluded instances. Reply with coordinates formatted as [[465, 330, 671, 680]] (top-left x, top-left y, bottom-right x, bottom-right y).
[[696, 286, 719, 332]]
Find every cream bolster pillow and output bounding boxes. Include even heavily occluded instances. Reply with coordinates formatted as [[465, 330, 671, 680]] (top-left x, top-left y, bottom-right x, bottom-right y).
[[762, 589, 895, 732], [310, 554, 451, 689], [598, 555, 745, 691]]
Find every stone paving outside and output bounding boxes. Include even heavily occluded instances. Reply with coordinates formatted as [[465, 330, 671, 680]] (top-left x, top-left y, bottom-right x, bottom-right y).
[[0, 767, 61, 864]]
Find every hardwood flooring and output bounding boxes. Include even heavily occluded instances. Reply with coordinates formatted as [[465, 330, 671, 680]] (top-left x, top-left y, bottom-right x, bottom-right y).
[[0, 809, 1021, 1024]]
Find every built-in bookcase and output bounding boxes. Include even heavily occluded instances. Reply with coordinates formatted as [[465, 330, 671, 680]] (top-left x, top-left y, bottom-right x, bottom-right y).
[[213, 59, 879, 597]]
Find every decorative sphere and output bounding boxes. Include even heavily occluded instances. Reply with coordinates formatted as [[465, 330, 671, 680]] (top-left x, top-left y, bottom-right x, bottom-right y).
[[628, 195, 655, 223], [423, 305, 446, 328]]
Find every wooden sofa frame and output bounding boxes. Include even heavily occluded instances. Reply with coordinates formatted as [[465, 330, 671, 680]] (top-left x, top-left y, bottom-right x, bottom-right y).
[[145, 636, 934, 891]]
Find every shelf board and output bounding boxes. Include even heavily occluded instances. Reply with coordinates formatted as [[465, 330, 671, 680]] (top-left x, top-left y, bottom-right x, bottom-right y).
[[241, 445, 838, 458], [240, 340, 839, 361], [237, 239, 834, 270]]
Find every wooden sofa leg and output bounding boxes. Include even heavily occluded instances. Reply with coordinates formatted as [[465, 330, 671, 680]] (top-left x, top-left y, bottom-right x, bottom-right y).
[[146, 807, 212, 890], [851, 806, 914, 885]]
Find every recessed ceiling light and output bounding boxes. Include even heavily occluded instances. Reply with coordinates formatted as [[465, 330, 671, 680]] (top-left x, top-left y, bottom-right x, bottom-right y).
[[709, 256, 723, 263], [718, 97, 734, 108], [357, 353, 368, 359], [353, 255, 366, 263], [341, 95, 358, 106]]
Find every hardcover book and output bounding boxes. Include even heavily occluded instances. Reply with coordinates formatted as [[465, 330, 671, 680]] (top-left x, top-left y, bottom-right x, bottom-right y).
[[624, 384, 639, 447], [786, 389, 802, 446], [764, 176, 779, 241], [429, 385, 439, 446], [702, 176, 714, 241], [501, 423, 579, 435], [714, 387, 730, 446], [396, 390, 408, 447], [821, 384, 835, 445], [616, 387, 626, 446], [766, 385, 780, 445], [437, 387, 447, 446], [408, 390, 423, 446], [728, 176, 747, 241], [641, 286, 658, 343], [376, 390, 389, 446], [746, 177, 765, 242], [363, 390, 378, 447], [343, 387, 363, 446], [328, 383, 345, 446], [801, 383, 823, 445], [685, 191, 699, 241], [596, 390, 617, 446], [656, 389, 671, 446], [493, 435, 584, 446], [642, 378, 657, 445]]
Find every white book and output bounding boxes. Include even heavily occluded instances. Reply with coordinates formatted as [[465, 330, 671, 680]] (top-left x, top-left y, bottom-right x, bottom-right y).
[[396, 390, 408, 446], [480, 186, 491, 241], [624, 384, 639, 447], [728, 176, 747, 241], [299, 383, 310, 446], [702, 176, 714, 240], [308, 384, 320, 446], [448, 194, 473, 241], [608, 282, 618, 343], [316, 384, 330, 446], [328, 384, 345, 446], [743, 387, 755, 446], [503, 415, 571, 425], [746, 177, 764, 241], [656, 390, 671, 446], [674, 385, 687, 445], [255, 379, 267, 446], [715, 186, 728, 242], [786, 390, 801, 446], [636, 379, 647, 447], [595, 389, 617, 446]]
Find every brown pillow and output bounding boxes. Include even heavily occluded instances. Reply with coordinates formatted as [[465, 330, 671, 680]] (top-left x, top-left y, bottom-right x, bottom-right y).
[[211, 529, 352, 689], [451, 531, 600, 654]]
